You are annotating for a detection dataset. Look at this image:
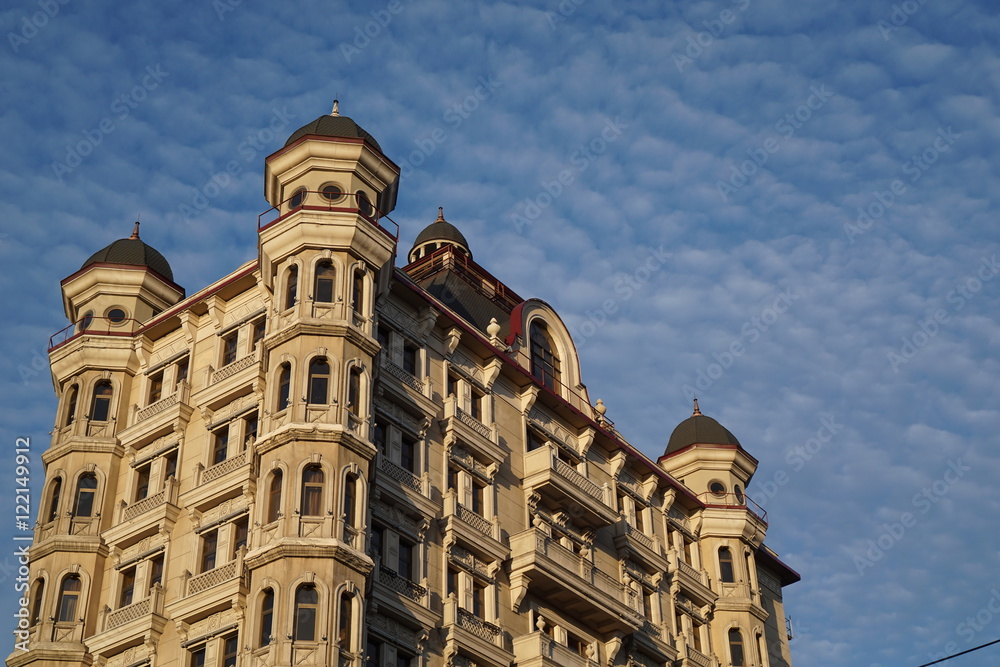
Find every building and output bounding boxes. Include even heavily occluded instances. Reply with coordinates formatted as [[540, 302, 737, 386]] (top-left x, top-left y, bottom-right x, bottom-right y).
[[11, 103, 799, 667]]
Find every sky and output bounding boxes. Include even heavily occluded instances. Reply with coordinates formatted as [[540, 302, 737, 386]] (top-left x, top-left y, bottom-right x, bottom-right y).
[[1, 0, 999, 664]]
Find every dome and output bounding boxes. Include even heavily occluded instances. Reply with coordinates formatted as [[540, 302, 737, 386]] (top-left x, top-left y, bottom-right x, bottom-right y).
[[81, 223, 174, 281], [284, 101, 382, 152], [665, 400, 741, 455], [409, 207, 471, 261]]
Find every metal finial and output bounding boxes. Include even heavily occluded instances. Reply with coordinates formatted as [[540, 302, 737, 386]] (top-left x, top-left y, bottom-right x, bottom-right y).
[[692, 398, 701, 416], [331, 100, 340, 116], [437, 206, 445, 222], [130, 220, 141, 240]]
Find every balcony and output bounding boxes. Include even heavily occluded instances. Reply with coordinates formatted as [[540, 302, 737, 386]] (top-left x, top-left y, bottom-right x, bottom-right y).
[[509, 527, 642, 634], [373, 453, 435, 518], [513, 632, 598, 667], [441, 490, 508, 563], [679, 644, 715, 667], [668, 551, 716, 606], [613, 521, 668, 572], [443, 596, 510, 667], [89, 585, 167, 656], [166, 551, 248, 624], [376, 564, 427, 604], [441, 396, 505, 465], [377, 355, 437, 416], [522, 444, 617, 528]]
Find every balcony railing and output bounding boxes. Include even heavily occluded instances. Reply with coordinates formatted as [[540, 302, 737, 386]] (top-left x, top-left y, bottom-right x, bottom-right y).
[[257, 190, 400, 242], [624, 523, 656, 552], [456, 406, 491, 439], [381, 357, 423, 392], [685, 645, 713, 667], [513, 632, 597, 667], [210, 349, 259, 384], [377, 454, 423, 494], [135, 393, 177, 422], [186, 553, 244, 596], [119, 478, 178, 522], [677, 558, 702, 583], [443, 491, 500, 541], [199, 451, 248, 484], [103, 585, 164, 631], [697, 491, 768, 525], [49, 315, 142, 351], [456, 607, 501, 643], [377, 564, 427, 603]]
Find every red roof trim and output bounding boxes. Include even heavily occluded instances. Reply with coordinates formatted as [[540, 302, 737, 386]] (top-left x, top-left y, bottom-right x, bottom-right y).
[[264, 134, 400, 172], [60, 262, 185, 294]]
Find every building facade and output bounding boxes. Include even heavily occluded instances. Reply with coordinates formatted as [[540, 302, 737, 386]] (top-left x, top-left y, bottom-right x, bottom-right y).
[[11, 105, 798, 667]]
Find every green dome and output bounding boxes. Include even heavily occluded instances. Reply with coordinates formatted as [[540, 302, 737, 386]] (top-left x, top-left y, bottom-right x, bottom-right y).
[[665, 404, 741, 455], [285, 103, 382, 152], [82, 225, 173, 281]]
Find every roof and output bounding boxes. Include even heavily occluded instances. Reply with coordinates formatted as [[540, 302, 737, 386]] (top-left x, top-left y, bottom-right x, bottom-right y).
[[665, 402, 741, 455], [284, 110, 382, 151], [81, 225, 173, 281], [413, 211, 470, 250]]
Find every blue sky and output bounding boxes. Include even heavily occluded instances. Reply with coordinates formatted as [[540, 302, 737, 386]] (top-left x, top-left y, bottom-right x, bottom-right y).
[[2, 0, 999, 664]]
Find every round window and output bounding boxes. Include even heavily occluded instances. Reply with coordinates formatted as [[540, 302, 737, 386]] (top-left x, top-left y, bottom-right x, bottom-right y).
[[289, 188, 306, 210], [734, 484, 745, 505], [320, 183, 344, 202], [357, 191, 372, 216], [709, 480, 727, 498], [79, 311, 94, 332], [106, 307, 127, 324]]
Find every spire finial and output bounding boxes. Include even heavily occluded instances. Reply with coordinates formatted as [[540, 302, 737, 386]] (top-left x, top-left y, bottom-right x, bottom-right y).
[[331, 99, 340, 117], [692, 398, 701, 416], [437, 206, 445, 222], [130, 220, 141, 240]]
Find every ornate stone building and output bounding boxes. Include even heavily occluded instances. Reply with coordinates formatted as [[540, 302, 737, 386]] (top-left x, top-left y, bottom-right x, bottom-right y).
[[11, 105, 798, 667]]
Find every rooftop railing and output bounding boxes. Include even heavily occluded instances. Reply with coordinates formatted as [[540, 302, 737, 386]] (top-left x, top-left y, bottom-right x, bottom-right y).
[[697, 491, 768, 525], [257, 190, 399, 241], [49, 316, 142, 351]]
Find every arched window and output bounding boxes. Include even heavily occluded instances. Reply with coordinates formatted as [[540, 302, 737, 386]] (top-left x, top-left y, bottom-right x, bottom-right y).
[[293, 584, 318, 641], [315, 261, 336, 303], [352, 270, 364, 315], [347, 367, 362, 416], [719, 547, 735, 583], [529, 321, 560, 391], [47, 477, 62, 523], [338, 591, 355, 648], [308, 358, 330, 404], [73, 473, 98, 517], [259, 588, 274, 647], [90, 381, 113, 422], [267, 471, 283, 523], [285, 265, 299, 309], [301, 466, 324, 517], [343, 474, 358, 535], [728, 628, 745, 666], [277, 363, 291, 411], [29, 579, 44, 626], [64, 386, 79, 426], [57, 575, 82, 622]]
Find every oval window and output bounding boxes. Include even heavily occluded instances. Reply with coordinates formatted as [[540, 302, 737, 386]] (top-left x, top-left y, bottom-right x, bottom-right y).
[[289, 188, 306, 210], [106, 307, 127, 324], [321, 183, 343, 202], [710, 480, 727, 498], [357, 191, 373, 216], [734, 484, 745, 505]]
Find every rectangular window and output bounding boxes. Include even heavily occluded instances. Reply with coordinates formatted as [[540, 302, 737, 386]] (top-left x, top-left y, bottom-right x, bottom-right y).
[[212, 425, 229, 465], [223, 634, 239, 667], [370, 524, 384, 560], [527, 429, 546, 452], [222, 332, 238, 366], [135, 463, 151, 501], [400, 434, 416, 473], [243, 413, 258, 450], [402, 342, 418, 376], [373, 422, 386, 451], [119, 567, 136, 607], [376, 325, 390, 351], [472, 582, 486, 618], [398, 539, 413, 580], [175, 357, 189, 389], [148, 372, 164, 404], [447, 568, 458, 597], [233, 517, 249, 557], [164, 451, 178, 480], [472, 480, 485, 516], [190, 646, 206, 667], [366, 638, 382, 667], [149, 554, 164, 588], [201, 530, 218, 573], [252, 318, 266, 347], [470, 388, 484, 421], [447, 373, 458, 398], [567, 633, 587, 657]]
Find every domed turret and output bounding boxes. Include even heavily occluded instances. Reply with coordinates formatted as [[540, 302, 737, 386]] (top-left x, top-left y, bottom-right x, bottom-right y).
[[665, 398, 741, 455], [408, 207, 471, 263], [82, 222, 174, 281], [284, 101, 382, 152]]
